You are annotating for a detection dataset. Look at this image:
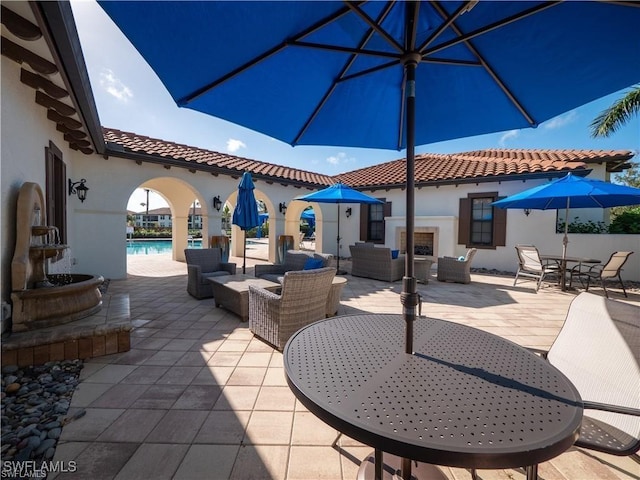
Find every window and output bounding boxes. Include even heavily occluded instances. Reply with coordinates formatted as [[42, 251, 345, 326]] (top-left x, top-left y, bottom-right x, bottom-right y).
[[45, 142, 66, 244], [359, 199, 390, 244], [471, 197, 493, 245], [368, 203, 384, 242], [458, 192, 506, 249]]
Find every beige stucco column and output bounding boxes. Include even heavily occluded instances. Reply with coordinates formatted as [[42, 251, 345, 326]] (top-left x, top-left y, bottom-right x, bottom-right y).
[[173, 215, 189, 261]]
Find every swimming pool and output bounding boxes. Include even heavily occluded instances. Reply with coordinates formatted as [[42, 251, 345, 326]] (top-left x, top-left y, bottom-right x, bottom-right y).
[[127, 239, 202, 255]]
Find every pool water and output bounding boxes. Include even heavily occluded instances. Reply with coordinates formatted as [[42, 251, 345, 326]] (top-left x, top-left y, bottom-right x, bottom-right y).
[[127, 239, 202, 255]]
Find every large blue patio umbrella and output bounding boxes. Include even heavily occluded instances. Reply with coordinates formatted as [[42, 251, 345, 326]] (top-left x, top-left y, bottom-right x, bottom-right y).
[[232, 172, 261, 274], [297, 183, 383, 274], [493, 172, 640, 282], [100, 1, 640, 358]]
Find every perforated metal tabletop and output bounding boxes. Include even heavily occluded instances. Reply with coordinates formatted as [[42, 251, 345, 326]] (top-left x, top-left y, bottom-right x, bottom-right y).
[[284, 314, 582, 474]]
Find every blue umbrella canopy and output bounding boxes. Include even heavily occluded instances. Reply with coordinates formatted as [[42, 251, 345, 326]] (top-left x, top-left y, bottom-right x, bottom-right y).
[[232, 172, 261, 273], [492, 173, 640, 210], [297, 183, 382, 274], [297, 183, 383, 205], [100, 1, 640, 356], [493, 172, 640, 262]]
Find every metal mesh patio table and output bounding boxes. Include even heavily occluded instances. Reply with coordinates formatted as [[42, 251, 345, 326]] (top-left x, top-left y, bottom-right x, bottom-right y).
[[284, 314, 583, 480]]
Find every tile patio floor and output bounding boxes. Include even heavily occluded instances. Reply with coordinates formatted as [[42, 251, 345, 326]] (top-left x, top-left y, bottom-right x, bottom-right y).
[[50, 250, 640, 480]]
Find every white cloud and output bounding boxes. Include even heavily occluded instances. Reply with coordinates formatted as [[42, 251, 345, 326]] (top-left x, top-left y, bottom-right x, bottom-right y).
[[226, 139, 247, 153], [326, 152, 354, 165], [543, 110, 577, 130], [499, 130, 519, 147], [99, 68, 133, 103]]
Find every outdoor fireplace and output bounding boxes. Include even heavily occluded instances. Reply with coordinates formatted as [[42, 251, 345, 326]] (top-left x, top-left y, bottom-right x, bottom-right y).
[[398, 227, 438, 259]]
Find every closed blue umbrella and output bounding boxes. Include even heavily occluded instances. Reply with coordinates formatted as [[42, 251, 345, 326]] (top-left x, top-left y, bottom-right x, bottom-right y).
[[297, 183, 383, 274], [232, 172, 261, 273], [493, 172, 640, 283], [100, 1, 640, 359], [301, 208, 315, 235]]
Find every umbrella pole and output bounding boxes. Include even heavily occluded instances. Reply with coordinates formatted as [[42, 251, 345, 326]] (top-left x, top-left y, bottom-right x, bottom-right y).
[[336, 204, 346, 275], [561, 199, 570, 290], [243, 230, 247, 274], [402, 56, 418, 356]]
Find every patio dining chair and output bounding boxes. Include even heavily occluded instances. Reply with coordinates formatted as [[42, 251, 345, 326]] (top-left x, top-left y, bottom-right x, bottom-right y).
[[569, 251, 634, 298], [529, 292, 640, 457], [513, 244, 559, 292]]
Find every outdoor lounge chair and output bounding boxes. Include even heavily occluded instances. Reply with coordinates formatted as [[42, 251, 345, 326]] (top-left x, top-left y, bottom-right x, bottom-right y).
[[436, 248, 477, 284], [185, 248, 236, 299], [512, 244, 558, 292], [529, 292, 640, 456], [254, 249, 332, 284], [248, 267, 335, 350], [569, 251, 634, 298]]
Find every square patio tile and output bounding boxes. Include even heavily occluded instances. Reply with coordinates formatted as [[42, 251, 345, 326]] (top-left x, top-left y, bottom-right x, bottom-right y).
[[69, 382, 113, 408], [213, 386, 260, 411], [155, 366, 202, 385], [193, 410, 251, 444], [254, 386, 296, 411], [50, 442, 139, 480], [114, 443, 189, 480], [244, 411, 293, 445], [131, 385, 186, 409], [59, 408, 124, 442], [191, 366, 234, 386], [287, 446, 343, 480], [120, 365, 170, 384], [89, 383, 150, 408], [226, 367, 267, 386], [229, 445, 289, 480], [145, 409, 209, 443], [291, 411, 340, 446], [172, 384, 222, 410], [96, 408, 167, 442], [173, 445, 240, 480], [81, 364, 139, 384]]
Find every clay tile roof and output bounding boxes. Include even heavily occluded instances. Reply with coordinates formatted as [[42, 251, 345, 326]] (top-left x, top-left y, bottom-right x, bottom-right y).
[[103, 128, 635, 189], [103, 127, 333, 187], [334, 149, 635, 188]]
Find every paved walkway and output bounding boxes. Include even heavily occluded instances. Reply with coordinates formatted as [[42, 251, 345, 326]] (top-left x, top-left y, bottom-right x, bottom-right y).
[[51, 251, 640, 480]]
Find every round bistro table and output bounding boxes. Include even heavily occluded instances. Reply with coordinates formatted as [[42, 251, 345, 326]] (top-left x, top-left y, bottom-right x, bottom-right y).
[[284, 314, 582, 480]]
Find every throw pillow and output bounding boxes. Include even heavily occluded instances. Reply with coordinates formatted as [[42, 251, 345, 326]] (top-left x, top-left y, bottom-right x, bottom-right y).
[[391, 249, 399, 259], [303, 258, 324, 270]]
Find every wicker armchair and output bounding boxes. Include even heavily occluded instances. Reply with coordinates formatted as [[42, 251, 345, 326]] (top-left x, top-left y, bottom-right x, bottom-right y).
[[349, 244, 404, 282], [254, 249, 332, 283], [184, 248, 236, 299], [248, 267, 336, 350], [437, 248, 477, 284]]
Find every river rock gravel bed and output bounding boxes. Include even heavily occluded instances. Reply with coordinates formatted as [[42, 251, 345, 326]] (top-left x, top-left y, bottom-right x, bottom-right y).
[[1, 360, 84, 471]]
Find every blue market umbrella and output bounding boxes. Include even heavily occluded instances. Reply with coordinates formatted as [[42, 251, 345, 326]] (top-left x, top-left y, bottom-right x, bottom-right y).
[[296, 183, 383, 274], [100, 1, 640, 359], [301, 208, 315, 235], [232, 172, 261, 274], [493, 172, 640, 283]]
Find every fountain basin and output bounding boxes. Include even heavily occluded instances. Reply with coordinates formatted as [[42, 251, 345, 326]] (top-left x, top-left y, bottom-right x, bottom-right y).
[[10, 274, 104, 332]]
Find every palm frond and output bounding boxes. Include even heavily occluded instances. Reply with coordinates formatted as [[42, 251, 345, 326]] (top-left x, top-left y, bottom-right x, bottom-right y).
[[590, 86, 640, 138]]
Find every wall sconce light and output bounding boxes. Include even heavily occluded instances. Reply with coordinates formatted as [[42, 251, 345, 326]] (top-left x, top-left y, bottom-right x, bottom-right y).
[[345, 207, 352, 218], [213, 195, 222, 211], [68, 178, 89, 202], [279, 202, 287, 214], [524, 208, 531, 217]]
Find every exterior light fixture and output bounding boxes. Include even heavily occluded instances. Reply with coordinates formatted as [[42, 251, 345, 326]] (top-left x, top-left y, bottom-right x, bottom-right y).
[[213, 195, 222, 211], [345, 207, 352, 218], [279, 202, 287, 213], [524, 208, 531, 216], [68, 178, 89, 202]]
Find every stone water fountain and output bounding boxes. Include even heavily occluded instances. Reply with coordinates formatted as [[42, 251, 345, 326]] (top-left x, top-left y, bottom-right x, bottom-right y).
[[10, 182, 104, 332]]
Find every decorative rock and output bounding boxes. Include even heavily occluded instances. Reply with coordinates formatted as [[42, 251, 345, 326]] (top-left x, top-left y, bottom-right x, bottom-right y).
[[5, 383, 20, 394], [1, 359, 83, 467]]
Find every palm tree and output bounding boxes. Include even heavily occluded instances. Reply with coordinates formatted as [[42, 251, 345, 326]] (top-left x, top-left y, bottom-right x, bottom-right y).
[[590, 85, 640, 137]]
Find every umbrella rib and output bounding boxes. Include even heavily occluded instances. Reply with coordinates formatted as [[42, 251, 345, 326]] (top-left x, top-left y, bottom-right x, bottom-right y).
[[288, 41, 399, 60], [292, 2, 396, 146], [405, 1, 420, 51], [429, 2, 537, 126], [337, 60, 401, 83], [346, 2, 405, 53], [417, 1, 470, 52], [177, 4, 357, 105], [423, 1, 561, 57]]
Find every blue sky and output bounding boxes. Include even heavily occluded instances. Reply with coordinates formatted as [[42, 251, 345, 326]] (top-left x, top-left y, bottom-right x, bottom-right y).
[[70, 1, 639, 212]]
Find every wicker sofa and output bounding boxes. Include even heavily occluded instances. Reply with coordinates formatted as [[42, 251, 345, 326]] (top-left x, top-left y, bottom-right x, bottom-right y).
[[254, 249, 333, 283], [349, 243, 405, 282], [248, 267, 336, 350], [436, 248, 477, 284]]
